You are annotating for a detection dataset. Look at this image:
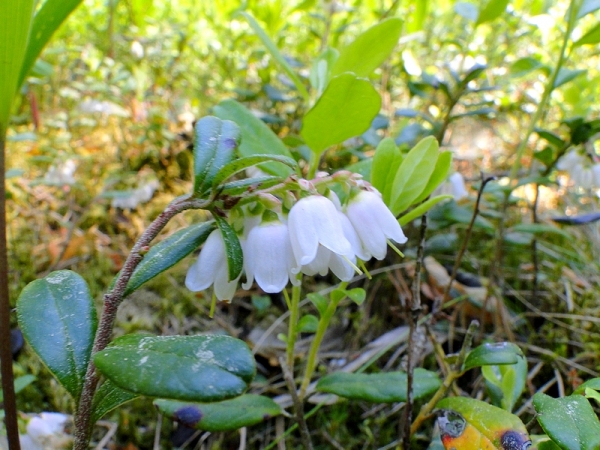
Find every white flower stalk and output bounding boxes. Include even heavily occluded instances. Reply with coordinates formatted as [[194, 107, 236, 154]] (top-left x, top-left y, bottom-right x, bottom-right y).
[[186, 229, 240, 302], [242, 219, 298, 293], [288, 195, 353, 266], [345, 190, 407, 260]]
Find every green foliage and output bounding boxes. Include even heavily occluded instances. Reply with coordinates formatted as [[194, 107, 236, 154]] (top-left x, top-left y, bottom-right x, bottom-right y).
[[214, 215, 243, 282], [316, 369, 441, 403], [91, 380, 139, 423], [17, 271, 97, 402], [154, 394, 282, 432], [93, 334, 255, 402], [534, 393, 600, 450]]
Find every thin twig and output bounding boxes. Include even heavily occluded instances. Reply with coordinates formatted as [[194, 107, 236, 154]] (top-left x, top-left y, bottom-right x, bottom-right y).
[[401, 213, 427, 449], [279, 357, 314, 450], [153, 413, 162, 450]]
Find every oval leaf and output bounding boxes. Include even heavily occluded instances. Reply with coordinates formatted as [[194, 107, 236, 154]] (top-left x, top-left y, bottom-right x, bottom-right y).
[[463, 342, 520, 371], [94, 334, 256, 402], [331, 18, 403, 78], [211, 154, 296, 189], [17, 271, 97, 401], [91, 380, 139, 423], [533, 393, 600, 450], [213, 99, 294, 177], [194, 116, 241, 196], [371, 137, 403, 205], [391, 136, 439, 216], [436, 397, 530, 449], [124, 222, 216, 297], [301, 73, 381, 155], [413, 150, 453, 205], [315, 369, 441, 403], [215, 215, 243, 281], [155, 394, 281, 432]]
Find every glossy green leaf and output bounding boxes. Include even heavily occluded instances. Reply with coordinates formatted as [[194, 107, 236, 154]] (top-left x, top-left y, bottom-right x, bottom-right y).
[[123, 222, 216, 297], [331, 18, 403, 78], [91, 380, 139, 423], [436, 397, 530, 448], [213, 99, 293, 177], [575, 22, 600, 46], [413, 150, 453, 205], [94, 334, 255, 402], [17, 271, 97, 401], [215, 215, 243, 281], [390, 136, 439, 216], [301, 73, 381, 155], [533, 393, 600, 450], [463, 342, 519, 371], [308, 293, 328, 317], [554, 68, 587, 89], [211, 154, 296, 189], [398, 195, 452, 226], [298, 315, 319, 333], [316, 369, 441, 403], [17, 0, 84, 89], [371, 137, 403, 206], [193, 116, 240, 196], [154, 394, 281, 432], [476, 0, 510, 25], [237, 11, 309, 101], [0, 0, 34, 132]]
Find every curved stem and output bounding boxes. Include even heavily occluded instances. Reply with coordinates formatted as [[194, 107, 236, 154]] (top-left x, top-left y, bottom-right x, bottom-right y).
[[299, 282, 347, 399]]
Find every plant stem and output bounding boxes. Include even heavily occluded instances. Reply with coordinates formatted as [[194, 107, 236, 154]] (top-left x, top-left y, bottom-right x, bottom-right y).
[[72, 196, 208, 450], [409, 320, 479, 435], [286, 284, 302, 373], [299, 282, 347, 399], [402, 213, 427, 450], [279, 357, 314, 450], [0, 132, 21, 450]]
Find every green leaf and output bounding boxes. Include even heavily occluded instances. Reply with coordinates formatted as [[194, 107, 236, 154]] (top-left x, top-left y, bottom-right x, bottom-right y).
[[0, 0, 34, 132], [298, 315, 319, 333], [91, 380, 139, 423], [390, 136, 439, 216], [17, 0, 84, 89], [463, 342, 519, 371], [309, 48, 339, 94], [575, 22, 600, 46], [94, 334, 255, 402], [476, 0, 509, 25], [215, 215, 243, 281], [17, 271, 97, 401], [371, 137, 403, 205], [213, 100, 294, 177], [436, 397, 530, 448], [554, 68, 587, 89], [237, 11, 309, 101], [193, 116, 241, 196], [0, 375, 36, 403], [211, 154, 296, 189], [533, 393, 600, 450], [220, 176, 281, 196], [413, 150, 453, 205], [154, 394, 281, 432], [510, 57, 546, 78], [331, 18, 403, 78], [535, 128, 565, 148], [308, 293, 328, 317], [346, 288, 366, 305], [316, 369, 441, 403], [511, 223, 571, 240], [123, 222, 216, 297], [301, 73, 381, 155], [574, 377, 600, 395], [584, 388, 600, 406], [398, 195, 453, 226]]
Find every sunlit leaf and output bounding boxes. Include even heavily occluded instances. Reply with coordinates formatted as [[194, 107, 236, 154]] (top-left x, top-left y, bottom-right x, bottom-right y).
[[476, 0, 510, 25], [553, 68, 586, 89], [398, 195, 452, 226], [575, 22, 600, 46], [155, 395, 281, 432], [371, 137, 403, 205], [510, 57, 546, 78], [413, 150, 452, 205]]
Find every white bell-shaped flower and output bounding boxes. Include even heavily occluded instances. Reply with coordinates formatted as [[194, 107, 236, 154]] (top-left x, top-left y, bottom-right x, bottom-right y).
[[288, 195, 353, 266], [345, 190, 407, 260], [242, 218, 298, 293], [186, 229, 240, 302]]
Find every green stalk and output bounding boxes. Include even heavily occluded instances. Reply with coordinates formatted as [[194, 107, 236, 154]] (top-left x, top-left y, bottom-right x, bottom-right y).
[[299, 282, 347, 399], [306, 152, 321, 180], [286, 283, 302, 371]]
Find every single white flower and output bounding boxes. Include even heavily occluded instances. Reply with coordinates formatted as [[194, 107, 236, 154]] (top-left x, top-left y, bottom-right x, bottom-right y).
[[186, 229, 240, 302], [288, 195, 353, 266], [557, 150, 583, 172], [345, 190, 407, 260], [242, 219, 298, 293]]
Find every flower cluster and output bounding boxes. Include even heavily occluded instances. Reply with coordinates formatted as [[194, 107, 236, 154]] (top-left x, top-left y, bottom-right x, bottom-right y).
[[186, 176, 407, 301], [557, 150, 600, 189]]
